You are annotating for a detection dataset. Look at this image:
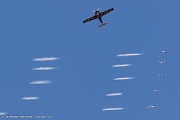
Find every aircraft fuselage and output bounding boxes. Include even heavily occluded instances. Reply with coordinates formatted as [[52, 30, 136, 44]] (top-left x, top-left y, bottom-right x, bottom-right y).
[[95, 11, 103, 23]]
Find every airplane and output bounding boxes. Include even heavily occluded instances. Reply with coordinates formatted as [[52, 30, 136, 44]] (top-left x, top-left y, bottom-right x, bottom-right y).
[[159, 61, 165, 64], [154, 89, 160, 92], [161, 50, 168, 53], [83, 8, 114, 27]]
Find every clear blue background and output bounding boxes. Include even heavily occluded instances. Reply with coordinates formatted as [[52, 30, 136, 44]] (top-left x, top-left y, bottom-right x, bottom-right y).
[[0, 0, 180, 120]]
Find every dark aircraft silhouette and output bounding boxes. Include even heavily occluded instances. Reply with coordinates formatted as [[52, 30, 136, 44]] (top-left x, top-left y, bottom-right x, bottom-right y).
[[83, 8, 114, 27]]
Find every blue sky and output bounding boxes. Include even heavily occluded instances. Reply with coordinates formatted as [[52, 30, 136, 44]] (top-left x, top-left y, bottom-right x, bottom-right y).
[[0, 0, 180, 120]]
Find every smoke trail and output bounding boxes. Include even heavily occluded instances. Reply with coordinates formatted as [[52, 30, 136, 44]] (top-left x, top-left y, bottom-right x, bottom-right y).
[[30, 80, 52, 85], [106, 93, 123, 96], [32, 67, 56, 71], [22, 97, 39, 100], [114, 77, 134, 80], [117, 53, 143, 57], [32, 57, 59, 61], [102, 108, 124, 111], [112, 64, 132, 67]]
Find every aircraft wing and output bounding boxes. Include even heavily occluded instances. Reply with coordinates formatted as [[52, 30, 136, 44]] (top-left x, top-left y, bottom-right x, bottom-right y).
[[83, 15, 97, 23], [100, 8, 114, 16]]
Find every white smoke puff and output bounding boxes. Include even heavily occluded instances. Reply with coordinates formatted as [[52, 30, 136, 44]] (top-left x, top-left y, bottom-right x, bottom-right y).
[[112, 64, 132, 67], [30, 80, 52, 85], [0, 112, 6, 116], [32, 57, 59, 62], [114, 77, 134, 80], [117, 53, 143, 57], [106, 93, 123, 96], [147, 105, 157, 108], [32, 67, 56, 71], [22, 97, 39, 100], [102, 108, 124, 111]]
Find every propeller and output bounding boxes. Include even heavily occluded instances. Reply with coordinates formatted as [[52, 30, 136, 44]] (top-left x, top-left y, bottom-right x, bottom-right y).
[[97, 8, 101, 11], [92, 10, 95, 14]]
